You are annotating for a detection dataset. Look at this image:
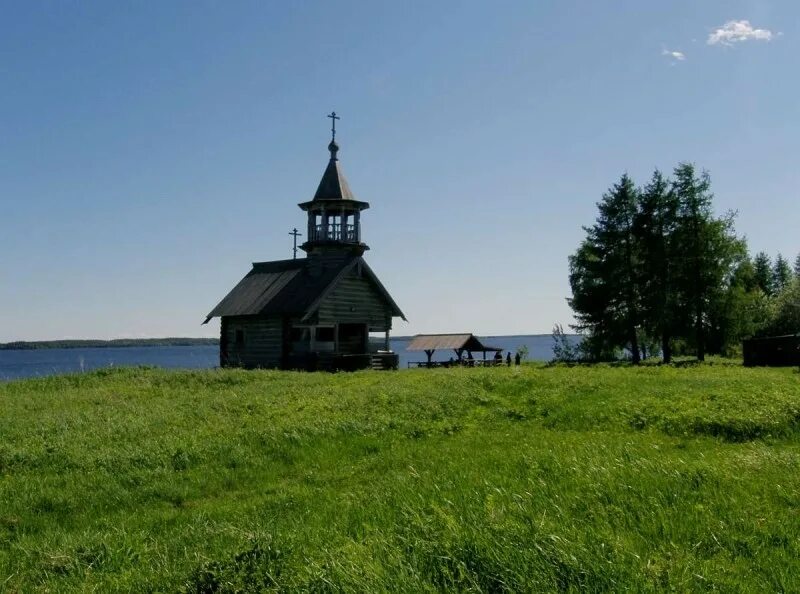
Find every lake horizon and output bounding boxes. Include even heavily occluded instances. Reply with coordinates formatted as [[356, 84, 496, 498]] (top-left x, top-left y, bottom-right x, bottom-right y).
[[0, 333, 578, 381]]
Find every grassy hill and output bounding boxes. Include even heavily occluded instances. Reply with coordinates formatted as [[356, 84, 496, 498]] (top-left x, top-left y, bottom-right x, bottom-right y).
[[1, 363, 799, 592]]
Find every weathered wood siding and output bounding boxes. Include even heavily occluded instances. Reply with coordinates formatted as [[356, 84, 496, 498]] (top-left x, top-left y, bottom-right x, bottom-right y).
[[222, 315, 283, 368], [317, 268, 392, 331]]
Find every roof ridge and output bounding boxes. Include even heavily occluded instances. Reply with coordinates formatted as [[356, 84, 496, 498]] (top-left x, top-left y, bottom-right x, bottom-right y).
[[251, 259, 306, 271], [412, 333, 472, 337]]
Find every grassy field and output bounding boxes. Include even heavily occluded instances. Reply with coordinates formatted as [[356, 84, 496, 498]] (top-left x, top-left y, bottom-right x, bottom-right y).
[[1, 363, 799, 592]]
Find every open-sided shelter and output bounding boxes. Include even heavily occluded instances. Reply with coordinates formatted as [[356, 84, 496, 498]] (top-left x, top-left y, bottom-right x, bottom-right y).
[[406, 333, 502, 366]]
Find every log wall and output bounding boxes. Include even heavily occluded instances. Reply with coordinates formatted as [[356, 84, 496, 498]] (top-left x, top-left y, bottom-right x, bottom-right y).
[[221, 316, 283, 368], [317, 268, 392, 331]]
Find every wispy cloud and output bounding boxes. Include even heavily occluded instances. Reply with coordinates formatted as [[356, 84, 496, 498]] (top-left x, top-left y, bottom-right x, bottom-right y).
[[662, 49, 686, 62], [707, 20, 775, 46]]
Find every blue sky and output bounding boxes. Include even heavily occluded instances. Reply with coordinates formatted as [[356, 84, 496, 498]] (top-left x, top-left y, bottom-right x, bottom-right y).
[[1, 1, 797, 341]]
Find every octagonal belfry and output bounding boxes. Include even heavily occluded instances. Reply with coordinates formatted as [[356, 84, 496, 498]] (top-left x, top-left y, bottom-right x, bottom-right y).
[[298, 136, 370, 257]]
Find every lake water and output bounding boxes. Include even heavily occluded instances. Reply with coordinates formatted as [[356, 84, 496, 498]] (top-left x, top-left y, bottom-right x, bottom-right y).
[[0, 335, 567, 381]]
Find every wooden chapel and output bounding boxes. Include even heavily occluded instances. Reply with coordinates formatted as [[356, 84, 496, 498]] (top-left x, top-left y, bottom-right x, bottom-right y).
[[204, 114, 405, 370]]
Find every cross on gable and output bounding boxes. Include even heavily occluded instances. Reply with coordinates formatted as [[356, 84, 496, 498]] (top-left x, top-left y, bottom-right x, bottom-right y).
[[288, 227, 302, 259]]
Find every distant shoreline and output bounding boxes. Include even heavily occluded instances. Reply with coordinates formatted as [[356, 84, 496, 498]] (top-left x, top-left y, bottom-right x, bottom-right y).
[[1, 334, 567, 351], [0, 338, 219, 350], [390, 334, 558, 341]]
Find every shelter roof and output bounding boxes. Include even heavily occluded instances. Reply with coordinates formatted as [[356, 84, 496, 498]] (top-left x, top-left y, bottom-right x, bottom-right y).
[[204, 256, 405, 323], [406, 334, 501, 352]]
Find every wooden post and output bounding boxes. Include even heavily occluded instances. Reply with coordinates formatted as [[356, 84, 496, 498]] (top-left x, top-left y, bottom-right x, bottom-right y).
[[384, 330, 390, 351], [220, 318, 228, 368]]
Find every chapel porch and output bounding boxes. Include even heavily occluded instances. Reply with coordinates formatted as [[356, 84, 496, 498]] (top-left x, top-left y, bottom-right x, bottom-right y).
[[286, 322, 398, 371]]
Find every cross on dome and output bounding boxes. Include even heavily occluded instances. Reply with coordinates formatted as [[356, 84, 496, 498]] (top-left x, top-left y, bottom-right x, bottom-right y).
[[327, 111, 340, 141]]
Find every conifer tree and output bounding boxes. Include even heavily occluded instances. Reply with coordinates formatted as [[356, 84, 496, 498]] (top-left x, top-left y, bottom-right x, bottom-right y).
[[672, 163, 743, 361], [569, 164, 746, 361], [633, 170, 679, 363], [773, 254, 793, 293], [753, 252, 774, 296], [794, 253, 800, 278], [569, 174, 642, 362]]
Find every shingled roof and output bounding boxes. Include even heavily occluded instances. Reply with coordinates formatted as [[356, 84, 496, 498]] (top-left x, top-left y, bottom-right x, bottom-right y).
[[298, 140, 369, 210], [204, 256, 405, 323], [313, 155, 355, 201]]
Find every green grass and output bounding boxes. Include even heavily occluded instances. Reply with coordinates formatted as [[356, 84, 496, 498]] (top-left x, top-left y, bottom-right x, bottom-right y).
[[1, 363, 799, 592]]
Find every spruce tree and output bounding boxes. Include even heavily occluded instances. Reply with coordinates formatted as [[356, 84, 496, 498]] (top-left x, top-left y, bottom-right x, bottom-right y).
[[568, 241, 614, 359], [794, 253, 800, 278], [753, 252, 774, 296], [569, 174, 642, 362], [773, 254, 793, 293], [633, 170, 679, 363]]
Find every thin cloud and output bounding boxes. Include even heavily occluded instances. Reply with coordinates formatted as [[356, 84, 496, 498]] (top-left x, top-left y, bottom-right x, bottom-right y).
[[662, 49, 686, 61], [707, 20, 775, 46]]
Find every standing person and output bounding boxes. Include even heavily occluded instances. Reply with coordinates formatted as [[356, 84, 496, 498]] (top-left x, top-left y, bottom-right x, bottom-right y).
[[514, 351, 521, 366], [506, 351, 512, 366], [494, 351, 503, 365]]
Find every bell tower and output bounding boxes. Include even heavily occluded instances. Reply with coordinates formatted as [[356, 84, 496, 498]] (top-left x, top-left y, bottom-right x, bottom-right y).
[[299, 112, 370, 258]]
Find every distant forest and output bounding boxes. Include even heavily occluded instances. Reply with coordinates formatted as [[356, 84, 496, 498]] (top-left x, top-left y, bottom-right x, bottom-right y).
[[0, 338, 219, 350]]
